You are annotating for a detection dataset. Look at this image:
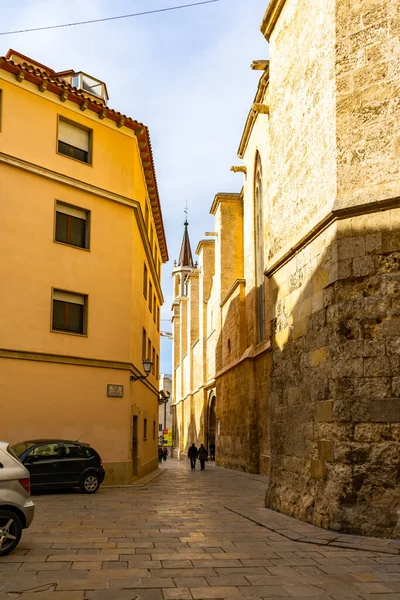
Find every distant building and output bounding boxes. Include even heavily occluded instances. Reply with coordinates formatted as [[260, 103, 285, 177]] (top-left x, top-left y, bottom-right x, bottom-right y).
[[158, 374, 173, 445], [172, 205, 269, 472], [0, 49, 168, 484]]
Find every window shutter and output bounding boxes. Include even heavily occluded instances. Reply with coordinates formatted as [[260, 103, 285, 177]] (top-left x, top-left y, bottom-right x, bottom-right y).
[[53, 290, 85, 305], [56, 202, 87, 220], [59, 120, 89, 151]]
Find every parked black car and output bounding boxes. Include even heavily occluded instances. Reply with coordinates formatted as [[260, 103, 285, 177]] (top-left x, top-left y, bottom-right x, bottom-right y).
[[11, 440, 105, 494]]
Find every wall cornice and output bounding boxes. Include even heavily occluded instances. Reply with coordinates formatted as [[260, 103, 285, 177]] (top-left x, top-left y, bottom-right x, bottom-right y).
[[0, 152, 164, 303], [237, 68, 269, 159], [260, 0, 287, 41], [215, 341, 270, 381], [265, 196, 400, 278], [210, 192, 242, 216], [195, 239, 215, 255], [220, 279, 246, 308], [0, 348, 159, 394]]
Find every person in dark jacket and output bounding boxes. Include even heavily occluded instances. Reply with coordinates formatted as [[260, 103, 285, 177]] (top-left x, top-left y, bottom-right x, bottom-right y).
[[198, 444, 208, 470], [209, 441, 215, 461], [188, 443, 198, 470], [158, 446, 163, 464]]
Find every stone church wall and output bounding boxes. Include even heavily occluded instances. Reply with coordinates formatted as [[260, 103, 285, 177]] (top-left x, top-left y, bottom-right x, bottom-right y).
[[267, 0, 337, 264], [267, 210, 400, 538]]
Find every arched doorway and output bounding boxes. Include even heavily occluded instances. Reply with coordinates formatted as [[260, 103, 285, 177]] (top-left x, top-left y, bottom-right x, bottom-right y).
[[207, 394, 216, 460]]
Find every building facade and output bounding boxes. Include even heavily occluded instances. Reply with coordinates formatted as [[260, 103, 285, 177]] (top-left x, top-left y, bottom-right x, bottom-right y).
[[173, 0, 400, 538], [0, 50, 168, 484], [159, 373, 173, 446], [172, 200, 270, 473]]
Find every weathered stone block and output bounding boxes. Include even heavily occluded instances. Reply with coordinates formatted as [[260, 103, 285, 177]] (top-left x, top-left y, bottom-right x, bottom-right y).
[[337, 236, 366, 260], [332, 357, 364, 378], [352, 397, 400, 422], [354, 423, 392, 442], [329, 259, 352, 283], [294, 297, 312, 322], [311, 347, 327, 367], [311, 459, 326, 479], [365, 232, 382, 254], [353, 255, 375, 277], [363, 339, 386, 357], [318, 439, 334, 461], [293, 317, 308, 340], [317, 400, 333, 422], [311, 290, 324, 313], [382, 231, 400, 252], [392, 377, 400, 397], [314, 269, 329, 292], [364, 356, 392, 376], [272, 328, 290, 349], [354, 376, 391, 398]]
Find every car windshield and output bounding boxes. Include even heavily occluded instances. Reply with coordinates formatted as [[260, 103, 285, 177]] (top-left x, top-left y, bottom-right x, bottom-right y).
[[11, 441, 37, 457]]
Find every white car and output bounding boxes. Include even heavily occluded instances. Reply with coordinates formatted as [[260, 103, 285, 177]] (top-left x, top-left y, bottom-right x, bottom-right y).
[[0, 442, 35, 556]]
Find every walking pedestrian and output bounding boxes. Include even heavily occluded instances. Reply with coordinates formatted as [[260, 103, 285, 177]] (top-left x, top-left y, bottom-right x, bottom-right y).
[[162, 447, 168, 461], [158, 446, 163, 464], [198, 444, 208, 470], [188, 443, 198, 470], [209, 441, 215, 461]]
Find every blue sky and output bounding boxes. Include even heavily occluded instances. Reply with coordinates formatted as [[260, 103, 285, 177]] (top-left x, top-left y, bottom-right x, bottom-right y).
[[1, 0, 269, 374]]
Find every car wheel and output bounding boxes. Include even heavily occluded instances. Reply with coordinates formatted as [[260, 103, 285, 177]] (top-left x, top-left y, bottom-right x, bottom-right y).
[[80, 473, 100, 494], [0, 509, 22, 556]]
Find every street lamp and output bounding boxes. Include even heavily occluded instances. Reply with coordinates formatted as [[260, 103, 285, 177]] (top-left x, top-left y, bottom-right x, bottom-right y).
[[130, 358, 153, 382]]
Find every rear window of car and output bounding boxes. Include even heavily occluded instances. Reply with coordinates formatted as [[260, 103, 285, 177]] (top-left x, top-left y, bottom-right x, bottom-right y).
[[6, 446, 20, 461], [11, 441, 37, 457]]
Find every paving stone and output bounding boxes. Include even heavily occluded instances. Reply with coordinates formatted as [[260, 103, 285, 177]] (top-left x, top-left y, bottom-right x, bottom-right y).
[[239, 586, 289, 596], [162, 589, 193, 599], [85, 591, 163, 600], [190, 587, 243, 598], [15, 460, 399, 600], [20, 562, 73, 571], [18, 593, 84, 600], [282, 584, 326, 596]]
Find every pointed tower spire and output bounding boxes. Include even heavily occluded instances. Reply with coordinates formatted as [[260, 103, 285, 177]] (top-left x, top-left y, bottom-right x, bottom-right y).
[[178, 214, 194, 268]]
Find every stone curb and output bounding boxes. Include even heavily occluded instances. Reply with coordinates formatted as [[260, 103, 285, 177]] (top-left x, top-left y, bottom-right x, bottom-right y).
[[225, 506, 400, 556]]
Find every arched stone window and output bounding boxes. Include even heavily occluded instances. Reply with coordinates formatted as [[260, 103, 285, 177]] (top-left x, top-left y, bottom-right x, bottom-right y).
[[255, 152, 265, 342]]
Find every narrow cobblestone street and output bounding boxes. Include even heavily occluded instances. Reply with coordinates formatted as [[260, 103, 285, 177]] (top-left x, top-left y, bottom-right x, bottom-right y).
[[1, 459, 399, 600]]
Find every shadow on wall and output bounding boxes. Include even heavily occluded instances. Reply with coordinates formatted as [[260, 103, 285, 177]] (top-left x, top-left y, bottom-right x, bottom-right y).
[[265, 214, 400, 539]]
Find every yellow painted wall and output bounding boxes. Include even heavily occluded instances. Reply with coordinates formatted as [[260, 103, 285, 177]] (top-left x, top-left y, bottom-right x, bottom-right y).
[[0, 59, 164, 483]]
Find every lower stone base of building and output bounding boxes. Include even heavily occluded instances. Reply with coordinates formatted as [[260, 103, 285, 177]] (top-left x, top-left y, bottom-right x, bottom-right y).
[[103, 457, 159, 485], [266, 208, 400, 539]]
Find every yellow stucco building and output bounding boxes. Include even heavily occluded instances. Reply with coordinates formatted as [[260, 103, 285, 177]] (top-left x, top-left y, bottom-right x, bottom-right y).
[[0, 49, 168, 484]]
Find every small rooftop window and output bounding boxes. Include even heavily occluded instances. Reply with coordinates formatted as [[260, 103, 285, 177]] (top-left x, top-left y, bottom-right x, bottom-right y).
[[71, 72, 108, 103]]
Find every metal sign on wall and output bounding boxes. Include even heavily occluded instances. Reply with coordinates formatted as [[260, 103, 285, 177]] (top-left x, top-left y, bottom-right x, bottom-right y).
[[163, 428, 172, 447], [107, 384, 124, 398]]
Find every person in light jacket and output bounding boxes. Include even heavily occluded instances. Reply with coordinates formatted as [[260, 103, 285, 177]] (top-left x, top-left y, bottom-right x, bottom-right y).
[[198, 444, 208, 471]]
